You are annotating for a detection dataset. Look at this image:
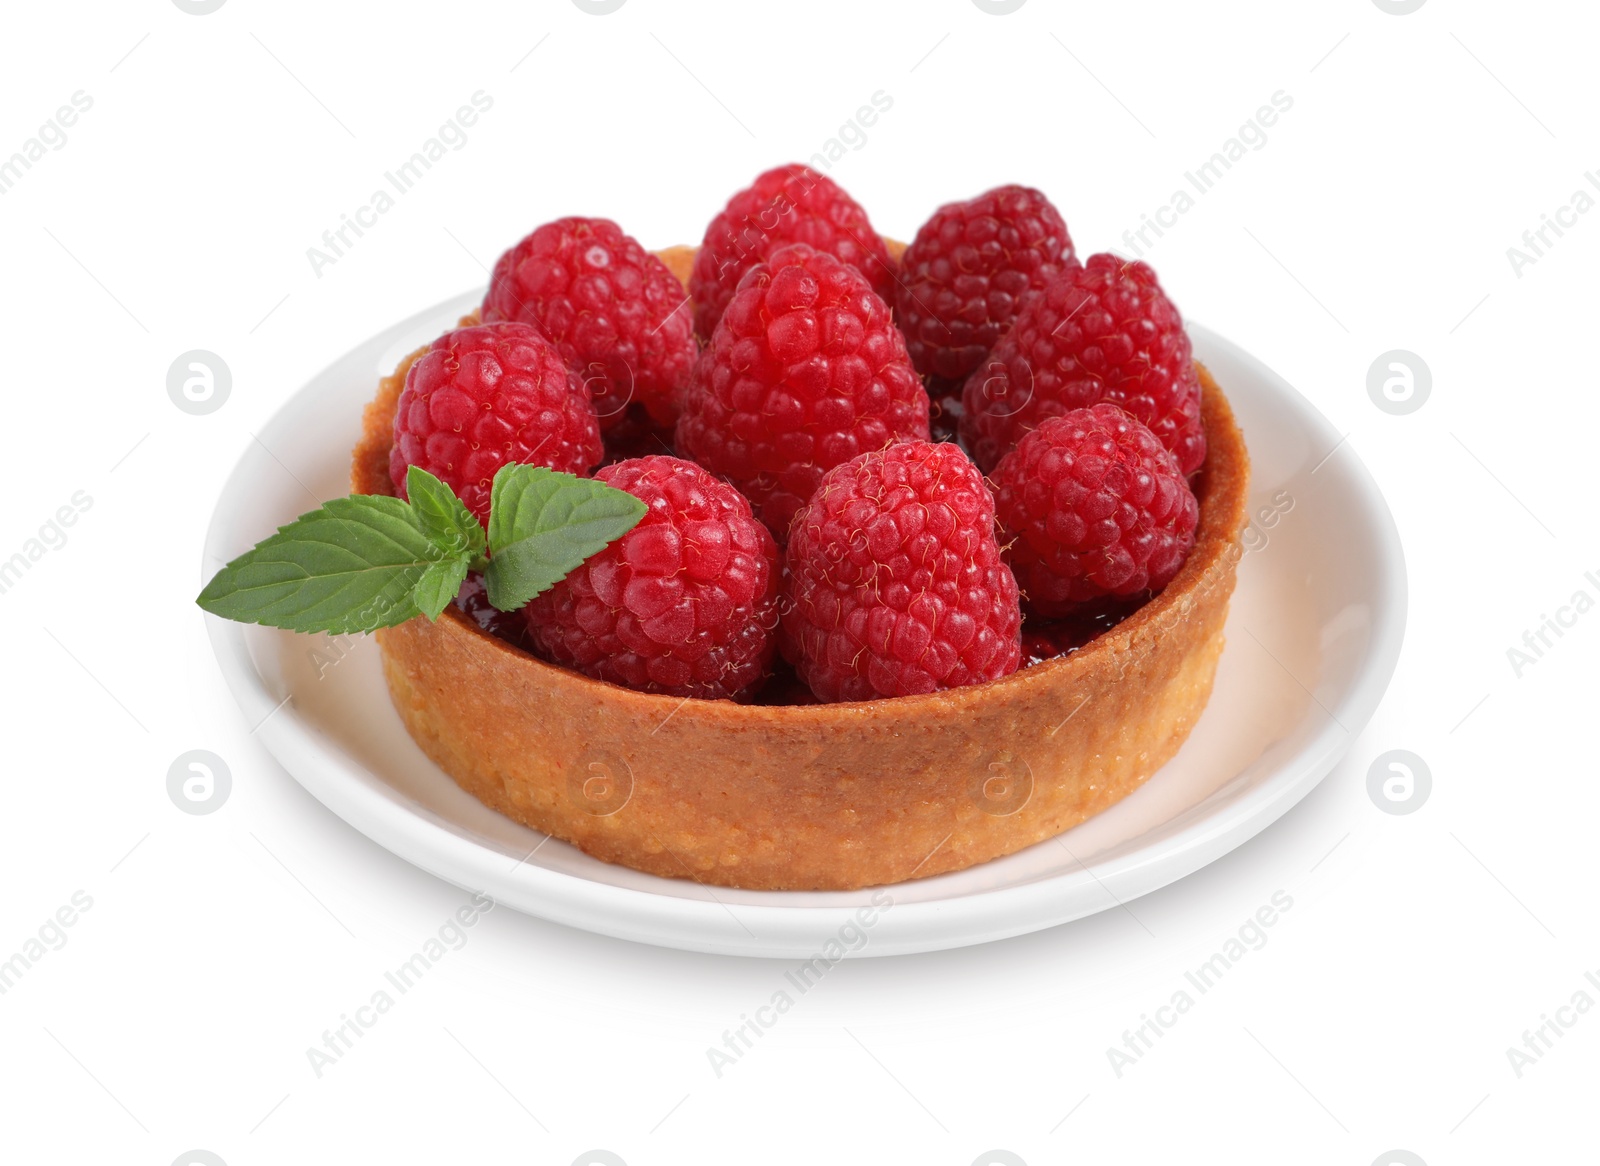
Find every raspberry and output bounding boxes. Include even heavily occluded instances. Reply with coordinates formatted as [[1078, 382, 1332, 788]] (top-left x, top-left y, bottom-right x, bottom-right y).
[[991, 404, 1198, 616], [524, 456, 780, 700], [389, 322, 602, 525], [960, 253, 1205, 475], [675, 243, 930, 540], [896, 184, 1076, 385], [482, 217, 696, 429], [781, 441, 1022, 702], [689, 164, 896, 340]]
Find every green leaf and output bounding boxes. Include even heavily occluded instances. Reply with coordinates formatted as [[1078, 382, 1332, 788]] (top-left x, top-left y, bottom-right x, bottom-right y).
[[198, 494, 452, 634], [412, 556, 472, 622], [406, 465, 487, 571], [483, 464, 648, 611]]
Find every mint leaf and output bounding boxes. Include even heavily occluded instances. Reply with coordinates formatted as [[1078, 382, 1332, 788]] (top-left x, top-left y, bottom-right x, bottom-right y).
[[198, 496, 431, 633], [406, 465, 487, 571], [483, 464, 647, 611], [412, 556, 472, 621], [198, 494, 457, 634]]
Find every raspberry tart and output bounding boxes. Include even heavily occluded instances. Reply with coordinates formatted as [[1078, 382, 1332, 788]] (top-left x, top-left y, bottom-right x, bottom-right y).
[[211, 168, 1250, 892]]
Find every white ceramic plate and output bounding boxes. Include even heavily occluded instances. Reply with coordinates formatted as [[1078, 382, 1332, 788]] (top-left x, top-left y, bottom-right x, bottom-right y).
[[202, 291, 1405, 959]]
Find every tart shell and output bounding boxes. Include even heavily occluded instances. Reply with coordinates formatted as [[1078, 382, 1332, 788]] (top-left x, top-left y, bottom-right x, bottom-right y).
[[351, 249, 1250, 892]]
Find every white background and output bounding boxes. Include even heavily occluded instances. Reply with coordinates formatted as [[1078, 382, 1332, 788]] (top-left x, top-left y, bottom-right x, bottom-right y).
[[1, 0, 1595, 1163]]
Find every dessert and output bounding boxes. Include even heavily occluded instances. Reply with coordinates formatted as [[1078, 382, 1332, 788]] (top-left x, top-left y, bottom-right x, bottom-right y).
[[201, 165, 1251, 892]]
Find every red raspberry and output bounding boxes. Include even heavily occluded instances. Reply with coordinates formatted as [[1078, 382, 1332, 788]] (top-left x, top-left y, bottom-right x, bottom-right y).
[[689, 164, 897, 340], [524, 456, 780, 700], [675, 243, 930, 540], [896, 184, 1076, 386], [960, 253, 1205, 475], [992, 404, 1198, 616], [389, 322, 602, 525], [781, 441, 1022, 702], [482, 217, 696, 429]]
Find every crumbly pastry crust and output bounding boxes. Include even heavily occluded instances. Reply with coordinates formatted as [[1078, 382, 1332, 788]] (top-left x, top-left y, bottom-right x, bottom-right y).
[[350, 246, 1250, 892]]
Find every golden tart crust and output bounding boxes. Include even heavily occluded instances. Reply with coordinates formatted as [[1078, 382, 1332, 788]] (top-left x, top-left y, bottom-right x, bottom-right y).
[[350, 249, 1250, 892]]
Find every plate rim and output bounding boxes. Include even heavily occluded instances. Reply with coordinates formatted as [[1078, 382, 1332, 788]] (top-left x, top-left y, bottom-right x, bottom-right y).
[[201, 298, 1407, 958]]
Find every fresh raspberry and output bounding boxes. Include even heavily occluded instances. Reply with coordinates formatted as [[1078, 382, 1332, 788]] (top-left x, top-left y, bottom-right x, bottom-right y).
[[960, 253, 1205, 475], [992, 404, 1198, 616], [896, 184, 1076, 387], [675, 243, 930, 540], [781, 441, 1022, 702], [482, 217, 696, 429], [524, 456, 780, 700], [689, 164, 897, 340], [389, 322, 603, 525]]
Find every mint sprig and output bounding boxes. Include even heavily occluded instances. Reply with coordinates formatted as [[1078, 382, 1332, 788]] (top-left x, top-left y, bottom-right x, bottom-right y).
[[197, 464, 645, 635]]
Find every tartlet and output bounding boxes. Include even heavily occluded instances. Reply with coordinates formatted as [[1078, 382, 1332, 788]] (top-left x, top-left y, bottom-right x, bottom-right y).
[[351, 247, 1250, 892]]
